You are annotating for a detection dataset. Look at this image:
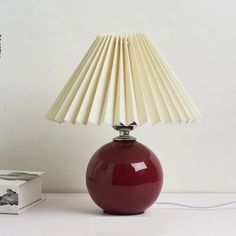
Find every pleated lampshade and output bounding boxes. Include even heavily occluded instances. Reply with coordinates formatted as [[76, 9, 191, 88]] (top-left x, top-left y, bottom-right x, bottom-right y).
[[46, 33, 201, 126]]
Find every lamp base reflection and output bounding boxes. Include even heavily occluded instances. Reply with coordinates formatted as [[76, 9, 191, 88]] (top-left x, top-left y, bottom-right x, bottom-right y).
[[86, 140, 163, 215]]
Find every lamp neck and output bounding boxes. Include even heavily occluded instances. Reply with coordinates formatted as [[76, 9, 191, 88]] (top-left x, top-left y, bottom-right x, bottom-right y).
[[112, 123, 137, 141]]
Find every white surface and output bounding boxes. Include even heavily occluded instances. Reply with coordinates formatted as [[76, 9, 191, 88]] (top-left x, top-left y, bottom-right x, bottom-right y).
[[0, 193, 235, 236], [0, 0, 236, 192]]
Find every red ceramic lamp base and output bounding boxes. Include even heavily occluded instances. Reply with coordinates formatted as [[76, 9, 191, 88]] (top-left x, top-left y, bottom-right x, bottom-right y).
[[86, 139, 163, 215]]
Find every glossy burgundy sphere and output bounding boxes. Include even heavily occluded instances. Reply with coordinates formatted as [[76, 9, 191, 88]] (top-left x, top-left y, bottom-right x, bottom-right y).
[[86, 140, 163, 215]]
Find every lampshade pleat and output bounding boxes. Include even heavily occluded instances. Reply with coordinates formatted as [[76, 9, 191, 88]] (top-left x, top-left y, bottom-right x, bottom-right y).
[[46, 33, 201, 126], [140, 34, 187, 123], [100, 36, 119, 125], [133, 34, 173, 123], [46, 36, 101, 122], [62, 36, 107, 123], [144, 35, 189, 122], [123, 36, 136, 125], [144, 34, 201, 121], [89, 35, 117, 124], [65, 35, 109, 124], [76, 35, 113, 124], [51, 36, 106, 123], [128, 36, 148, 125], [117, 36, 126, 124], [131, 34, 161, 124], [146, 34, 200, 122]]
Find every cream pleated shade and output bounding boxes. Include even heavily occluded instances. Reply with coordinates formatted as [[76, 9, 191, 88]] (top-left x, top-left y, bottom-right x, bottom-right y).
[[46, 33, 201, 126]]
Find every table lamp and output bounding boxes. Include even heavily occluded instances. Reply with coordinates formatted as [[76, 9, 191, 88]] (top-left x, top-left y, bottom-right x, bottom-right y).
[[46, 33, 201, 215]]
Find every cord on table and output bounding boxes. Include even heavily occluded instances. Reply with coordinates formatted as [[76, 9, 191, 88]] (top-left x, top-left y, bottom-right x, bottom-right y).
[[155, 201, 236, 209]]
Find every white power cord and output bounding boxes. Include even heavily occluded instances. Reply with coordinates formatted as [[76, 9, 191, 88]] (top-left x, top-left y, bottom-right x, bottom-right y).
[[155, 201, 236, 209]]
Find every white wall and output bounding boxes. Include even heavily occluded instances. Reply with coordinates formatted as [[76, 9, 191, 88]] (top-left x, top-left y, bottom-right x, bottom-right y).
[[0, 0, 235, 193]]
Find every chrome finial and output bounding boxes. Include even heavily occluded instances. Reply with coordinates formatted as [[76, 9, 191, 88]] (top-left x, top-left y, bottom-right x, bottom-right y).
[[112, 122, 137, 141]]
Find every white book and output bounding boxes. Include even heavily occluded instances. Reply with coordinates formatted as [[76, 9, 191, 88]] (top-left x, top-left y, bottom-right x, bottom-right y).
[[0, 170, 45, 214]]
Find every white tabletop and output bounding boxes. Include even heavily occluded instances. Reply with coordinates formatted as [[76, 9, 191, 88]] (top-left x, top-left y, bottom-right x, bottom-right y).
[[0, 193, 236, 236]]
